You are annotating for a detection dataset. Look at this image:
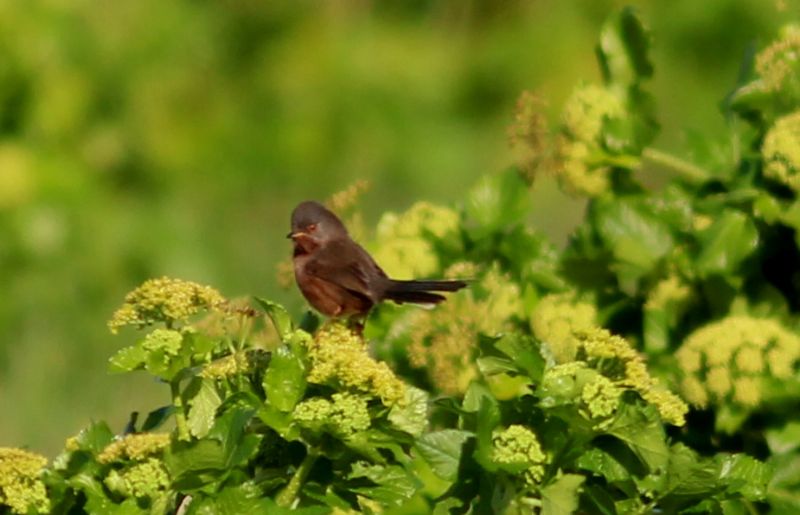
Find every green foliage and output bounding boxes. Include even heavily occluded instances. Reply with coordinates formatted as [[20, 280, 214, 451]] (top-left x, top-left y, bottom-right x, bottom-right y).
[[7, 7, 800, 514]]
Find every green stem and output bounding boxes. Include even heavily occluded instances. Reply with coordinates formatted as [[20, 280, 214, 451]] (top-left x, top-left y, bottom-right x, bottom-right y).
[[641, 147, 710, 182], [276, 449, 318, 508], [171, 379, 190, 441]]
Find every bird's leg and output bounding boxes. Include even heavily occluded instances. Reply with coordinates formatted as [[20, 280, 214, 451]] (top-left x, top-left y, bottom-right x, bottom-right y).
[[346, 315, 366, 337]]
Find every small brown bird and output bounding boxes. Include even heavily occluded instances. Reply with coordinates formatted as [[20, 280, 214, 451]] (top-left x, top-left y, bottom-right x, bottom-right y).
[[288, 201, 467, 318]]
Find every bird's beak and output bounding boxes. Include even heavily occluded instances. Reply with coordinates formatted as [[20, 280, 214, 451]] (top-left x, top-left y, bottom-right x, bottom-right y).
[[287, 231, 307, 240], [286, 231, 294, 239]]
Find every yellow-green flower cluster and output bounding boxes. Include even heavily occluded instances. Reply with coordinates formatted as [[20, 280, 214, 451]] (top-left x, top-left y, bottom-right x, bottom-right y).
[[305, 322, 406, 406], [645, 275, 692, 312], [676, 315, 800, 409], [540, 329, 687, 425], [508, 90, 550, 182], [762, 110, 800, 193], [554, 84, 625, 197], [142, 328, 183, 357], [0, 447, 50, 514], [104, 457, 170, 500], [491, 425, 547, 485], [200, 349, 268, 380], [108, 277, 226, 333], [755, 26, 800, 95], [98, 433, 171, 464], [293, 393, 371, 437], [541, 362, 622, 421], [407, 264, 520, 395], [531, 293, 598, 363], [371, 202, 460, 279], [579, 329, 688, 426]]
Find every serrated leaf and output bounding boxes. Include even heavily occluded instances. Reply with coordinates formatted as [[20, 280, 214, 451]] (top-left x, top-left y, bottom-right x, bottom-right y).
[[415, 430, 472, 482], [494, 332, 545, 380], [465, 168, 529, 237], [74, 421, 115, 454], [606, 403, 669, 472], [255, 297, 293, 342], [594, 197, 673, 284], [349, 463, 419, 507], [263, 344, 306, 412], [388, 386, 429, 436], [716, 453, 772, 500], [187, 378, 222, 438], [695, 210, 758, 277], [576, 448, 630, 483], [542, 474, 585, 515], [108, 345, 147, 374], [165, 439, 227, 488]]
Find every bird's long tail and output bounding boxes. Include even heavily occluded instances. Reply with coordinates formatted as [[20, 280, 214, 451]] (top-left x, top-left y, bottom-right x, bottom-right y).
[[383, 279, 468, 305]]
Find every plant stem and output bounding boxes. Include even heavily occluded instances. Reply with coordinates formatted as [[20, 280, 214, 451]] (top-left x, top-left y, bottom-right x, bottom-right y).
[[641, 148, 710, 182], [170, 379, 190, 441], [276, 449, 318, 508]]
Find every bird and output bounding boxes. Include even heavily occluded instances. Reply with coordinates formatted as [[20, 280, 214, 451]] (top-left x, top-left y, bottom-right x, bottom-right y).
[[288, 200, 467, 319]]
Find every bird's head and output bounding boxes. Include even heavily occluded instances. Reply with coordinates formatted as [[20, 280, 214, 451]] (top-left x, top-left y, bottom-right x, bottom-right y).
[[288, 201, 348, 251]]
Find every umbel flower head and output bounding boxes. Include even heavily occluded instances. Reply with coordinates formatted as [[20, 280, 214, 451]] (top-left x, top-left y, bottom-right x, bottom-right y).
[[0, 447, 50, 514], [406, 263, 521, 395], [104, 457, 170, 501], [371, 201, 461, 279], [553, 84, 626, 197], [762, 110, 800, 193], [531, 292, 598, 363], [293, 393, 371, 437], [541, 329, 688, 426], [491, 425, 547, 486], [755, 25, 800, 101], [108, 277, 226, 333], [305, 322, 406, 406], [98, 432, 171, 464], [676, 315, 800, 409]]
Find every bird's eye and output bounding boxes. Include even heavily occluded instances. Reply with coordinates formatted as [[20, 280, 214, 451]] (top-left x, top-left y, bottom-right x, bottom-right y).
[[307, 223, 317, 232]]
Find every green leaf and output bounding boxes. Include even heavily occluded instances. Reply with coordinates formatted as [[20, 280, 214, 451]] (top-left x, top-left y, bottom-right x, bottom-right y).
[[472, 391, 502, 471], [597, 7, 652, 86], [541, 474, 586, 515], [388, 386, 429, 437], [73, 421, 115, 454], [576, 448, 630, 483], [186, 378, 222, 438], [767, 453, 800, 512], [594, 197, 673, 285], [208, 406, 259, 468], [494, 332, 545, 380], [606, 403, 669, 472], [165, 439, 227, 488], [263, 344, 306, 412], [348, 462, 419, 507], [695, 210, 758, 277], [766, 421, 800, 455], [716, 453, 772, 500], [255, 297, 294, 342], [108, 345, 147, 374], [141, 406, 174, 432], [415, 430, 472, 482], [465, 168, 530, 237]]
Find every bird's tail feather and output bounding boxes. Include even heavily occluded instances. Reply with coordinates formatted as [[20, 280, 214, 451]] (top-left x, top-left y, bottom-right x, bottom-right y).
[[383, 279, 468, 305]]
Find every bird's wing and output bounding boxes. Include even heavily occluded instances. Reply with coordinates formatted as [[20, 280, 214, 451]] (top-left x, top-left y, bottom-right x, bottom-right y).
[[304, 239, 385, 302]]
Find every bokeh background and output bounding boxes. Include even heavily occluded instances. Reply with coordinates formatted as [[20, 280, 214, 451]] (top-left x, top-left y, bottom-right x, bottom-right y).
[[0, 0, 796, 456]]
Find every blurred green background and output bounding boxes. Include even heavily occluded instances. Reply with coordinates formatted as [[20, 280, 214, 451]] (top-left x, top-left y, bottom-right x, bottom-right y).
[[0, 0, 796, 456]]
